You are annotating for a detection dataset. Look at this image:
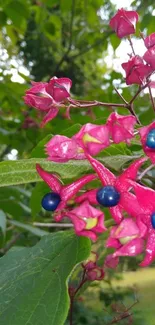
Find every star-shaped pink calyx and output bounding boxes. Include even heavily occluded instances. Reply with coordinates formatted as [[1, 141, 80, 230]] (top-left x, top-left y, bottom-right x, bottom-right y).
[[64, 200, 106, 241], [36, 164, 96, 221], [128, 180, 155, 266], [76, 154, 147, 224]]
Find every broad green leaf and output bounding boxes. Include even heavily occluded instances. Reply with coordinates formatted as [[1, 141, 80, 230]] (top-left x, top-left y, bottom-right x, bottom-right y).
[[0, 231, 91, 325], [0, 210, 6, 236], [8, 220, 48, 237], [0, 155, 141, 187]]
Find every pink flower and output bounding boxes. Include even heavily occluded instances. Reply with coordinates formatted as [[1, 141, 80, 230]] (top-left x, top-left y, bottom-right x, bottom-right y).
[[66, 201, 106, 241], [143, 45, 155, 70], [144, 33, 155, 49], [106, 218, 146, 259], [104, 254, 119, 269], [86, 267, 105, 281], [82, 251, 105, 280], [73, 123, 110, 155], [109, 8, 138, 39], [76, 154, 147, 224], [107, 112, 136, 144], [36, 164, 96, 221], [139, 121, 155, 163], [24, 77, 72, 127], [122, 55, 152, 85], [45, 135, 85, 162], [128, 181, 155, 266]]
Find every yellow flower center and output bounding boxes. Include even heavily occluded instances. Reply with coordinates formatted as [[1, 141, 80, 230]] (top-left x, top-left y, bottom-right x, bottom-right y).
[[83, 217, 98, 230], [83, 133, 101, 144], [119, 235, 137, 245]]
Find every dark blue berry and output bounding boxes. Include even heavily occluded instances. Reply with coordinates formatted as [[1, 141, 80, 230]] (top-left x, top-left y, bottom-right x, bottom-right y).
[[151, 212, 155, 229], [41, 192, 61, 211], [96, 185, 120, 207], [146, 129, 155, 149]]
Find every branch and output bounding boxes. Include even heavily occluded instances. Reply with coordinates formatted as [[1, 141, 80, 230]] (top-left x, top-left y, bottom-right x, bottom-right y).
[[33, 222, 73, 228], [55, 0, 76, 72], [70, 30, 114, 60]]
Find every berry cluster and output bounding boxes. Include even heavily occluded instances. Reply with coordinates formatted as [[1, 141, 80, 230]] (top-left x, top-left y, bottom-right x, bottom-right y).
[[25, 8, 155, 271]]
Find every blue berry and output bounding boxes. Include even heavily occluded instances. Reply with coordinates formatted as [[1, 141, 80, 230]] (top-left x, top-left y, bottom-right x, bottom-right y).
[[146, 129, 155, 149], [151, 212, 155, 229], [96, 185, 120, 207], [41, 192, 61, 211]]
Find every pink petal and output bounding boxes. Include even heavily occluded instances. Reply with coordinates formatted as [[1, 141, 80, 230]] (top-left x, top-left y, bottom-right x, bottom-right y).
[[76, 229, 97, 241], [36, 164, 61, 192], [40, 107, 59, 127], [24, 94, 52, 111], [143, 45, 155, 69], [115, 157, 147, 192], [85, 153, 116, 185], [71, 200, 102, 219], [128, 181, 155, 214], [26, 81, 48, 94], [73, 123, 110, 155], [119, 191, 144, 218], [113, 238, 144, 257], [61, 174, 96, 201], [144, 33, 155, 49], [45, 135, 83, 162], [106, 237, 120, 249], [140, 228, 155, 266], [75, 189, 98, 205], [109, 8, 138, 38], [69, 214, 86, 232], [104, 254, 119, 269], [107, 112, 137, 144], [113, 219, 139, 238], [139, 122, 155, 163], [46, 77, 71, 102], [110, 205, 123, 224]]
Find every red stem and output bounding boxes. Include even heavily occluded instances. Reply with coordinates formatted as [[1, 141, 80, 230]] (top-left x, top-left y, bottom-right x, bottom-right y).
[[69, 270, 87, 325]]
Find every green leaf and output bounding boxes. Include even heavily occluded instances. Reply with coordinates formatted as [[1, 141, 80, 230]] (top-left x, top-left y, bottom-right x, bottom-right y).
[[4, 0, 29, 31], [8, 220, 48, 237], [0, 210, 6, 236], [31, 135, 52, 158], [0, 231, 91, 325], [0, 155, 141, 187], [30, 182, 50, 217], [60, 0, 72, 12], [0, 11, 7, 26]]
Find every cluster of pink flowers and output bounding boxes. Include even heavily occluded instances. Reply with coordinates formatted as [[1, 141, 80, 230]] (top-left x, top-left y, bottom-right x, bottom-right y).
[[45, 113, 136, 162], [110, 8, 155, 85], [24, 8, 155, 274]]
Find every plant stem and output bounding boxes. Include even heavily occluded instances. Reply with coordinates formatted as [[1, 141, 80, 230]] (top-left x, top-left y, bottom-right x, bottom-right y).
[[114, 87, 128, 105], [33, 222, 73, 228], [128, 36, 136, 56], [138, 164, 155, 180], [69, 270, 87, 325], [148, 85, 155, 113]]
